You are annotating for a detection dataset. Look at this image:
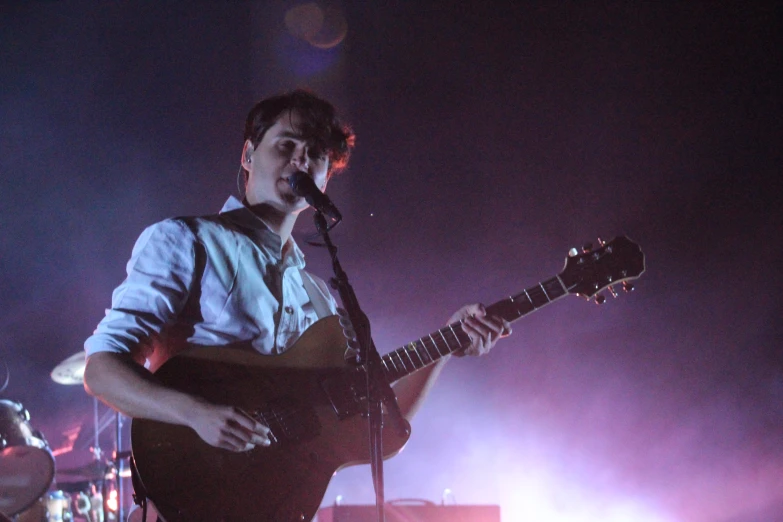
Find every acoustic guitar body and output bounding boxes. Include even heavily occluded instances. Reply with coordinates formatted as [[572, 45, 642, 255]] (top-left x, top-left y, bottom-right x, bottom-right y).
[[131, 316, 410, 522]]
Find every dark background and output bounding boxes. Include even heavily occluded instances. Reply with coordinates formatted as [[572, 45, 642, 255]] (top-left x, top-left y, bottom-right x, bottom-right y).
[[1, 2, 781, 521]]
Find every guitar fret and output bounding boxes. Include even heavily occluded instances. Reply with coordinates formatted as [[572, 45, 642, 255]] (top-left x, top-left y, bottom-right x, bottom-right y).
[[389, 354, 405, 380], [437, 329, 450, 353], [554, 275, 568, 294], [409, 345, 424, 369], [525, 286, 549, 308], [393, 354, 406, 379], [428, 333, 441, 356], [506, 296, 525, 318], [416, 338, 430, 359], [395, 349, 416, 374], [510, 294, 535, 316], [394, 352, 407, 379], [454, 322, 471, 352], [507, 297, 523, 318], [412, 339, 427, 361], [428, 333, 446, 356], [421, 338, 438, 360], [374, 238, 645, 389], [402, 345, 417, 368], [383, 323, 483, 384], [408, 343, 426, 366], [392, 350, 409, 373], [446, 324, 463, 350], [387, 354, 400, 376], [415, 341, 434, 364], [386, 269, 591, 382], [542, 277, 567, 299], [523, 289, 533, 307]]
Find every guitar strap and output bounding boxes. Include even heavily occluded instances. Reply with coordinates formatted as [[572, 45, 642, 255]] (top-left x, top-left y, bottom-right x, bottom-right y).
[[299, 269, 333, 319]]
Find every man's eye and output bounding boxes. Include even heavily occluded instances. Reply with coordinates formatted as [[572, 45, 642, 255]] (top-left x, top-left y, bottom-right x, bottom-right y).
[[308, 148, 326, 161]]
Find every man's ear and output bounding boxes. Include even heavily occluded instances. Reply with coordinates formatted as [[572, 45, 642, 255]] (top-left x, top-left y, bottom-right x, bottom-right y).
[[241, 140, 254, 170]]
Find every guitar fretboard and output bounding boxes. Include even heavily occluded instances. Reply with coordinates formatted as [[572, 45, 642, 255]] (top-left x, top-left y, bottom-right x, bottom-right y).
[[382, 275, 569, 383]]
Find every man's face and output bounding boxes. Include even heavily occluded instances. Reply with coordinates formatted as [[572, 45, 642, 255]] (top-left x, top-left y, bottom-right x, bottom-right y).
[[243, 110, 330, 214]]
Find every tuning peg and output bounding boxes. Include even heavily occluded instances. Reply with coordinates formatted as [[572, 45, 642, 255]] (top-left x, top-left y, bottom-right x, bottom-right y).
[[608, 285, 618, 298], [597, 237, 606, 247], [622, 281, 635, 293], [594, 294, 606, 305], [582, 242, 593, 253]]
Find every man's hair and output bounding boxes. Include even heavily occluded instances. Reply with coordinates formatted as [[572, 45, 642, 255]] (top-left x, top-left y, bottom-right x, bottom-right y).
[[244, 89, 355, 177]]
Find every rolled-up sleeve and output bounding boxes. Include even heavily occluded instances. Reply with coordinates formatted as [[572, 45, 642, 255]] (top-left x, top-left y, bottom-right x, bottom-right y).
[[84, 219, 196, 358]]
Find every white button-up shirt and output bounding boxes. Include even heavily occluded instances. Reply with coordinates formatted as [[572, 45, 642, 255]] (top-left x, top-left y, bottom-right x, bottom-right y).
[[84, 196, 337, 370]]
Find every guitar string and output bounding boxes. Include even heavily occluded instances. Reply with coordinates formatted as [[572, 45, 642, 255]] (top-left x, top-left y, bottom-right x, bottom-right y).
[[384, 324, 468, 372], [254, 274, 624, 436], [250, 325, 471, 437]]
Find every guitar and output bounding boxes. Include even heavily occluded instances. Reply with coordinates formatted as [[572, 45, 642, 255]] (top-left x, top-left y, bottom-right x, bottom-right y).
[[131, 236, 645, 522]]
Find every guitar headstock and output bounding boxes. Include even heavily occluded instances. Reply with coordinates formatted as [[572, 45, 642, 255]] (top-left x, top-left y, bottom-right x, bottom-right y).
[[560, 236, 645, 301]]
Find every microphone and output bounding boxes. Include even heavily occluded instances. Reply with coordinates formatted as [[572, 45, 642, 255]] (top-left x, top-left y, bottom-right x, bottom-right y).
[[288, 171, 342, 221]]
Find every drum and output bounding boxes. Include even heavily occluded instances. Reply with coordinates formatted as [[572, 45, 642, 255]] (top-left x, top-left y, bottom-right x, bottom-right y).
[[16, 491, 73, 522], [0, 400, 55, 516]]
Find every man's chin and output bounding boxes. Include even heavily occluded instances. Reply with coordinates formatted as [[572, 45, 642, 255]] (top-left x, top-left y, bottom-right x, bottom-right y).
[[280, 192, 299, 205]]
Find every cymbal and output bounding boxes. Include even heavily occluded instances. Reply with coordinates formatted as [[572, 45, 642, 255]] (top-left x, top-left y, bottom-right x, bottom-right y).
[[56, 459, 110, 481], [51, 351, 86, 385]]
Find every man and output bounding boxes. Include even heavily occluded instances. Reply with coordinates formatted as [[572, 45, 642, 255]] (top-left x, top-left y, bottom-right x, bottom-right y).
[[83, 89, 509, 498]]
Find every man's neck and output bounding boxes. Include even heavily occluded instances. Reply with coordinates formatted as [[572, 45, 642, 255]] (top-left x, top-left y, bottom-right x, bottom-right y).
[[244, 201, 298, 246]]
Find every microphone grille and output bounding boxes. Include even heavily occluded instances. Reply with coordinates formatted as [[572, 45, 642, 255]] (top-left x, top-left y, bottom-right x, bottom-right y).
[[288, 171, 310, 196]]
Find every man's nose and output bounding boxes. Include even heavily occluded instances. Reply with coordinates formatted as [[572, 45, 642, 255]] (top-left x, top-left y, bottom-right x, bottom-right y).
[[290, 145, 309, 170]]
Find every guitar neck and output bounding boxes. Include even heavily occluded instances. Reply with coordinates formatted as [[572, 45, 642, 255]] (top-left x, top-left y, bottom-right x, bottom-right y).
[[382, 274, 569, 384]]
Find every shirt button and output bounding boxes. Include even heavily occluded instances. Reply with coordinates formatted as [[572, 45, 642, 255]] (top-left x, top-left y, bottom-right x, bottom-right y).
[[284, 306, 294, 314]]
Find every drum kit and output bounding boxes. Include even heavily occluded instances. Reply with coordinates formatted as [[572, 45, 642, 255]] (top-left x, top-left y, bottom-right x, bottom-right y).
[[0, 352, 137, 522]]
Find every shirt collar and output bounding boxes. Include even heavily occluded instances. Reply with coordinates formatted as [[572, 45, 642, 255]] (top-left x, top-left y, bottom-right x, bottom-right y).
[[218, 196, 305, 268]]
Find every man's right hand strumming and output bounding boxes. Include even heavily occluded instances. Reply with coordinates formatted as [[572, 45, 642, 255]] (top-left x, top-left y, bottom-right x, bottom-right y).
[[188, 400, 272, 452], [83, 351, 271, 452]]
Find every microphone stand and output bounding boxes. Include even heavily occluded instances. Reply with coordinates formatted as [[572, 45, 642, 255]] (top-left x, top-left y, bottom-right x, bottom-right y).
[[312, 211, 411, 522]]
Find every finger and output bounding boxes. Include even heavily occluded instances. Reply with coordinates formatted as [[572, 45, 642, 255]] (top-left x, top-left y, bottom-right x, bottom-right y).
[[473, 315, 509, 342], [235, 409, 274, 443], [501, 319, 512, 337], [227, 427, 270, 452], [464, 316, 497, 341], [232, 409, 274, 440], [219, 429, 252, 452], [223, 419, 252, 441], [230, 408, 259, 431], [464, 318, 502, 355], [459, 322, 486, 355], [251, 433, 272, 446], [447, 303, 485, 325], [216, 440, 245, 452]]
